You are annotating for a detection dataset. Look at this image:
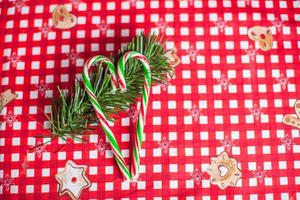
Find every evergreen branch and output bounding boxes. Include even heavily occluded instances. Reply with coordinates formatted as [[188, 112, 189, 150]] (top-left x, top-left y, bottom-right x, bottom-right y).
[[48, 33, 174, 140]]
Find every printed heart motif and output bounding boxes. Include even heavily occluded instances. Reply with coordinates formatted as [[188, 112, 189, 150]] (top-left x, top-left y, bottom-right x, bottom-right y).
[[248, 26, 273, 51], [82, 52, 151, 180], [218, 165, 229, 177], [52, 5, 76, 29]]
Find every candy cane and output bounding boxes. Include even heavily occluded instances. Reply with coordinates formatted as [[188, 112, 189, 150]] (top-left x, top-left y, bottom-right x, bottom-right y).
[[117, 51, 151, 179], [83, 55, 132, 180], [83, 52, 151, 180]]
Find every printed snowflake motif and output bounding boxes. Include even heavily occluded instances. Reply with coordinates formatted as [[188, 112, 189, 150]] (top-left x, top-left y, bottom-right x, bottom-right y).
[[7, 52, 21, 68], [188, 105, 202, 122], [281, 134, 294, 151], [70, 0, 82, 9], [220, 135, 234, 152], [0, 174, 14, 191], [4, 111, 17, 127], [186, 45, 198, 62], [39, 23, 52, 38], [128, 108, 139, 123], [128, 0, 138, 7], [13, 0, 26, 12], [160, 77, 171, 92], [271, 18, 284, 32], [160, 81, 170, 92], [129, 175, 141, 187], [217, 74, 231, 90], [21, 156, 28, 174], [158, 136, 171, 154], [252, 166, 267, 184], [36, 80, 49, 96], [96, 20, 110, 35], [67, 49, 79, 65], [214, 17, 227, 33], [156, 18, 168, 33], [245, 45, 258, 62], [276, 74, 289, 90], [249, 104, 263, 121], [31, 141, 47, 159], [189, 168, 204, 186], [94, 138, 110, 156]]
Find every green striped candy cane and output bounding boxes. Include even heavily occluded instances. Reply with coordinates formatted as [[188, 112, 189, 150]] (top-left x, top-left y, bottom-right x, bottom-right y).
[[83, 52, 151, 180], [117, 51, 151, 179], [83, 55, 132, 180]]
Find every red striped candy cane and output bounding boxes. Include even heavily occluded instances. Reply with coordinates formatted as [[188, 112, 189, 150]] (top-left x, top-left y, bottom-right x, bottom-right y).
[[117, 51, 151, 179], [83, 55, 132, 180]]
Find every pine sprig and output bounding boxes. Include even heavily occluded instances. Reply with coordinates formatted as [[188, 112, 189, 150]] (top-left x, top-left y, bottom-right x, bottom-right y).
[[48, 33, 173, 140]]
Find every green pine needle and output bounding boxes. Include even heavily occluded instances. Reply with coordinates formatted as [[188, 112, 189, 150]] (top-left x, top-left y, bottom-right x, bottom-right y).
[[48, 33, 173, 141]]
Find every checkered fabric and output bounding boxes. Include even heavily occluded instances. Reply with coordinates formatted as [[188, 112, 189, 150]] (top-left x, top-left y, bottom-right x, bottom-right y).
[[1, 0, 300, 199]]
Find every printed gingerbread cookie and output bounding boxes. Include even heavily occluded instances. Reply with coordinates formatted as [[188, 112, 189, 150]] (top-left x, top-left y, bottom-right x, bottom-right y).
[[0, 89, 18, 112], [52, 5, 76, 29], [165, 47, 180, 77], [248, 26, 273, 51], [283, 100, 300, 129], [207, 151, 242, 189]]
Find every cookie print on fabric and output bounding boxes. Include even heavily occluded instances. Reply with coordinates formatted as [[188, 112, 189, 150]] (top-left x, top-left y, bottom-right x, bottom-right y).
[[207, 151, 242, 189], [52, 5, 77, 29], [55, 160, 91, 200], [283, 100, 300, 129], [248, 26, 273, 51], [0, 89, 18, 112]]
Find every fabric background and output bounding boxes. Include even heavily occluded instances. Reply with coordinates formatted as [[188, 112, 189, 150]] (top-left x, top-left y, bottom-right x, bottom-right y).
[[0, 0, 300, 199]]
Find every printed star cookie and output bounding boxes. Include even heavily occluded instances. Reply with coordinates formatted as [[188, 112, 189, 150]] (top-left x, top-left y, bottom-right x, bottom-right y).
[[52, 5, 77, 29], [248, 26, 273, 51], [207, 151, 242, 189], [55, 160, 91, 200], [0, 89, 18, 112], [283, 100, 300, 129]]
